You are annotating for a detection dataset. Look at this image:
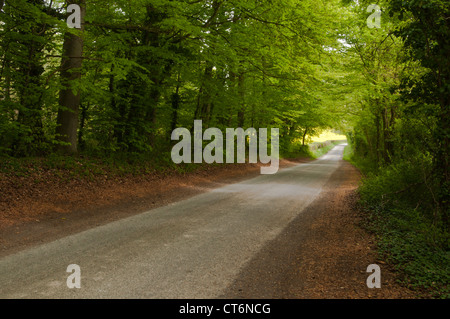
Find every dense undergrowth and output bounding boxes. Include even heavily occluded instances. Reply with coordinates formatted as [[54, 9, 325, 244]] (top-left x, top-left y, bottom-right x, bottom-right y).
[[283, 140, 346, 160], [344, 143, 449, 298]]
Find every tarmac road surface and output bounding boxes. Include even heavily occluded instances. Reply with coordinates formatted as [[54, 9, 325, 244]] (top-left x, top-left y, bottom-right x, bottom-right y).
[[0, 144, 346, 298]]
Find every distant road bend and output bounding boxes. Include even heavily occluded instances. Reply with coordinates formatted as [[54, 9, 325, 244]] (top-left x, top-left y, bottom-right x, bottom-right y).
[[0, 144, 347, 298]]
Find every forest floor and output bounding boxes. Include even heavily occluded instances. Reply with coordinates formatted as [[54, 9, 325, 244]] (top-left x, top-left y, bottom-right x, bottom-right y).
[[0, 156, 419, 298]]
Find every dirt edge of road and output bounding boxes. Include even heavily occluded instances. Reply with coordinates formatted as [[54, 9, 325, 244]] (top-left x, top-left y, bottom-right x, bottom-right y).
[[222, 160, 418, 299]]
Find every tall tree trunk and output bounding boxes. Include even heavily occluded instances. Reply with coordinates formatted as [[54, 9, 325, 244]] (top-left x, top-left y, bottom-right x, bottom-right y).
[[194, 63, 213, 127], [382, 107, 390, 164], [56, 0, 86, 154], [375, 111, 380, 165], [77, 102, 88, 151], [302, 127, 308, 146], [145, 86, 159, 147], [437, 95, 449, 230], [171, 78, 181, 133]]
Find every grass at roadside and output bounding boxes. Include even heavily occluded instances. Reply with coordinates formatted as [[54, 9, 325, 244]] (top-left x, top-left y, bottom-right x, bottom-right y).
[[309, 140, 346, 159], [343, 143, 450, 298], [282, 139, 347, 160], [343, 143, 354, 162]]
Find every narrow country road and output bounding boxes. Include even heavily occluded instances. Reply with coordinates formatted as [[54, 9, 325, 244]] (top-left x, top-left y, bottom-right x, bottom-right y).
[[0, 144, 346, 299]]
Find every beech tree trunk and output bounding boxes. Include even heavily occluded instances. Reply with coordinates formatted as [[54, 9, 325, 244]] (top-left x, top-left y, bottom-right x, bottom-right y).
[[56, 0, 85, 154]]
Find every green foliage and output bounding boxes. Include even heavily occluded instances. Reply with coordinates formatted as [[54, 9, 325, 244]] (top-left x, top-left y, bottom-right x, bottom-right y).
[[354, 145, 449, 298], [282, 140, 346, 160], [309, 140, 347, 159], [361, 199, 450, 298], [342, 143, 354, 162], [1, 0, 345, 159], [339, 0, 450, 298], [359, 156, 436, 213]]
